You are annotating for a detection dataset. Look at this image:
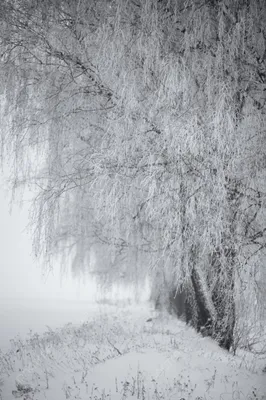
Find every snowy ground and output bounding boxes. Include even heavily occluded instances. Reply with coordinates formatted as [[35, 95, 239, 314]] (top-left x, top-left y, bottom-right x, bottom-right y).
[[0, 301, 266, 400]]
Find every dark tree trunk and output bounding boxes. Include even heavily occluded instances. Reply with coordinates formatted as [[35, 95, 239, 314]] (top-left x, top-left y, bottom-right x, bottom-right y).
[[190, 267, 212, 332], [167, 260, 236, 351], [211, 248, 236, 351]]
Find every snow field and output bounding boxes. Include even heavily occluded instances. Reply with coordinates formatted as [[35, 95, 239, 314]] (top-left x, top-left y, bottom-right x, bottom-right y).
[[0, 303, 265, 400]]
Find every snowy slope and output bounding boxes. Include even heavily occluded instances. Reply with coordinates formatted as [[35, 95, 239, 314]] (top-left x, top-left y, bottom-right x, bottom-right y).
[[0, 303, 265, 400]]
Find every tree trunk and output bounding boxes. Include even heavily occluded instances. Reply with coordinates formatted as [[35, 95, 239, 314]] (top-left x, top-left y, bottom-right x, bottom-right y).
[[210, 247, 236, 351], [167, 257, 236, 351]]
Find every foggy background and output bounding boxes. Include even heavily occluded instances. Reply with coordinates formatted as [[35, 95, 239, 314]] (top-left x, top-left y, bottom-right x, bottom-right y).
[[0, 176, 97, 302], [0, 174, 98, 350]]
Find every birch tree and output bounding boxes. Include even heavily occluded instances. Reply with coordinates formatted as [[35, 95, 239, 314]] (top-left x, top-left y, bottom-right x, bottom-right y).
[[0, 0, 266, 350]]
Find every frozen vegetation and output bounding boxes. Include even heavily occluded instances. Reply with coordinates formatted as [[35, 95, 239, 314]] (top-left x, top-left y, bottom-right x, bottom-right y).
[[0, 300, 265, 400]]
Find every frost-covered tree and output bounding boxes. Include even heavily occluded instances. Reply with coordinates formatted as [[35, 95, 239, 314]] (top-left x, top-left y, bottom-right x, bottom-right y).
[[1, 0, 266, 350]]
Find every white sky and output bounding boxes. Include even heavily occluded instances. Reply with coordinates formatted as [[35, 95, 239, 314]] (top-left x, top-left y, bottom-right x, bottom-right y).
[[0, 175, 98, 302]]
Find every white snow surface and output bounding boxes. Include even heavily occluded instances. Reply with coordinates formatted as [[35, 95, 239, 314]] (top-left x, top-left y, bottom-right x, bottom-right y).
[[0, 299, 266, 400]]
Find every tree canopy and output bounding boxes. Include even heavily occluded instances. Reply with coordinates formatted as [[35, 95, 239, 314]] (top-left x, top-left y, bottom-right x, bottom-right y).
[[1, 0, 266, 349]]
